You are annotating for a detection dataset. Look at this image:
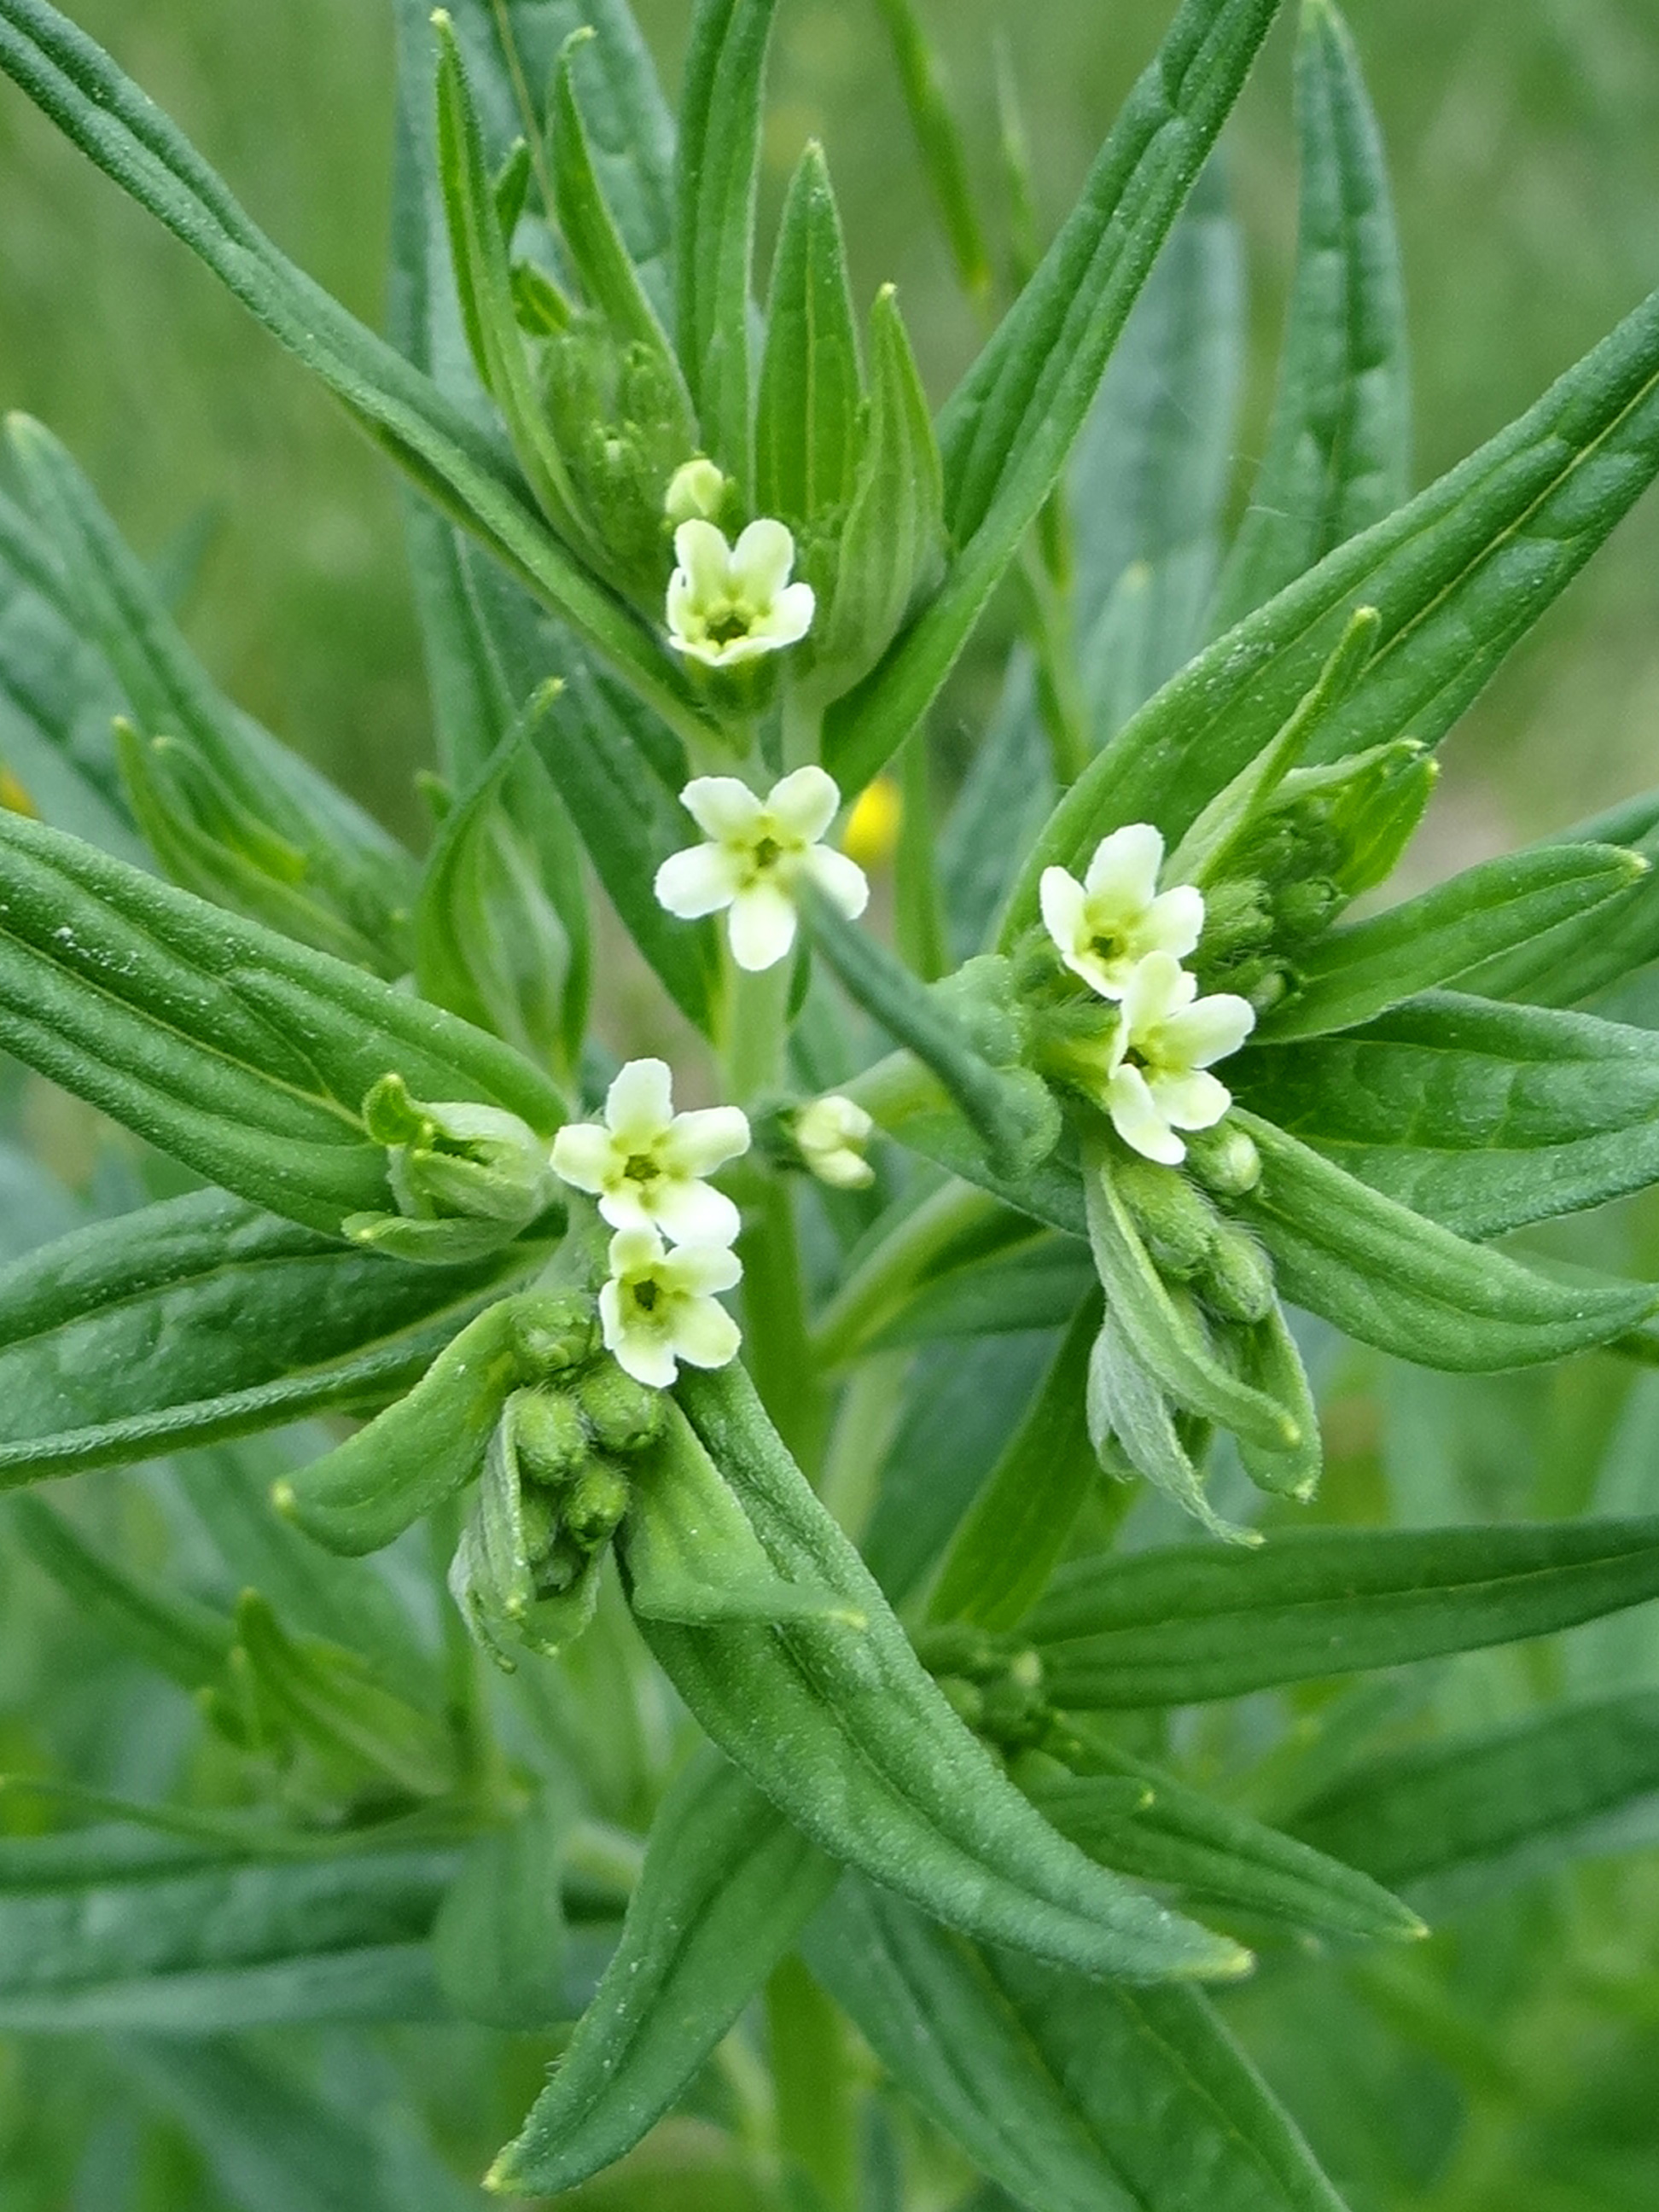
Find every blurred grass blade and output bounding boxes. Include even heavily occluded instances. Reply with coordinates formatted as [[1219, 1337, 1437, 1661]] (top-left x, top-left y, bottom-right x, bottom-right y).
[[1211, 0, 1409, 630], [827, 0, 1281, 793], [1010, 282, 1659, 922], [1027, 1516, 1659, 1706], [0, 0, 705, 744], [1241, 992, 1659, 1239], [7, 1493, 232, 1688], [675, 0, 782, 481], [805, 1877, 1349, 2212], [490, 1754, 837, 2195], [1233, 1110, 1659, 1369], [871, 0, 993, 307]]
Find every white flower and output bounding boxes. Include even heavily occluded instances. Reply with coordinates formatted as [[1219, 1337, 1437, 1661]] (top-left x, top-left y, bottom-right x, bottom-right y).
[[1039, 824, 1204, 1000], [550, 1057, 749, 1243], [599, 1226, 742, 1388], [665, 517, 815, 668], [655, 765, 870, 972], [663, 457, 727, 525], [1103, 952, 1256, 1167], [795, 1094, 876, 1190]]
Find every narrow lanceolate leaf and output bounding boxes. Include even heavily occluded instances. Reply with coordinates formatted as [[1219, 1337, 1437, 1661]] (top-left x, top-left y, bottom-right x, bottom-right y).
[[0, 811, 562, 1234], [490, 1755, 838, 2196], [1240, 992, 1659, 1239], [675, 0, 782, 482], [0, 1831, 457, 2032], [0, 1192, 537, 1489], [805, 894, 1059, 1180], [755, 143, 861, 527], [1024, 1517, 1659, 1707], [8, 1494, 231, 1688], [806, 1878, 1348, 2212], [0, 0, 707, 748], [1259, 844, 1646, 1042], [1233, 1111, 1658, 1369], [1019, 1755, 1423, 1942], [928, 1295, 1103, 1631], [1291, 1691, 1659, 1908], [871, 0, 993, 305], [1211, 0, 1409, 631], [866, 1234, 1095, 1352], [826, 0, 1283, 793], [662, 1364, 1246, 1982], [1008, 281, 1659, 929]]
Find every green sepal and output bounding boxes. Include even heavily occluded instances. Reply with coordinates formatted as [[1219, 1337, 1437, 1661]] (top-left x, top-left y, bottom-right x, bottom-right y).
[[1233, 1109, 1659, 1369], [432, 1790, 572, 2029], [755, 143, 861, 528], [1230, 1299, 1323, 1503], [448, 1388, 607, 1668], [620, 1400, 854, 1626], [1026, 1516, 1659, 1708], [274, 1291, 598, 1556], [488, 1753, 839, 2197], [1259, 842, 1648, 1042], [1086, 1302, 1249, 1547]]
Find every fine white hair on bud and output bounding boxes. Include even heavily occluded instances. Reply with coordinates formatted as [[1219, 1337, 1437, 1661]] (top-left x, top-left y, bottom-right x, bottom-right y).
[[598, 1225, 742, 1389], [1039, 824, 1205, 1001], [655, 766, 870, 972], [665, 517, 815, 668], [794, 1093, 876, 1190], [1103, 952, 1256, 1167], [550, 1057, 750, 1243]]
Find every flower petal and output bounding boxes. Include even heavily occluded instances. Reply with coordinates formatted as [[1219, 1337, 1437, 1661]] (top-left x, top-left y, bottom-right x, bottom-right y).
[[605, 1057, 674, 1142], [673, 519, 733, 602], [671, 1294, 743, 1371], [1161, 991, 1256, 1068], [767, 765, 841, 843], [680, 776, 765, 843], [1150, 1067, 1231, 1132], [606, 1322, 678, 1389], [655, 842, 742, 919], [802, 843, 870, 921], [753, 579, 815, 646], [1121, 949, 1196, 1033], [1106, 1062, 1186, 1166], [664, 1240, 744, 1296], [1039, 865, 1088, 956], [596, 1184, 657, 1232], [1084, 823, 1162, 908], [651, 1174, 742, 1245], [549, 1122, 618, 1196], [608, 1225, 663, 1278], [731, 517, 795, 603], [661, 1104, 752, 1178], [727, 880, 800, 970], [1144, 883, 1204, 961]]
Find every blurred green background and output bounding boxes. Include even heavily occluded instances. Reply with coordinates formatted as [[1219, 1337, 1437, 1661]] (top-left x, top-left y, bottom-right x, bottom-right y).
[[2, 0, 1657, 854]]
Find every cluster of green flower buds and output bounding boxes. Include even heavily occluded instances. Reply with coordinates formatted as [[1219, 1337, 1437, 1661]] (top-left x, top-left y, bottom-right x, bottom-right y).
[[346, 1073, 560, 1264], [917, 1625, 1057, 1761], [450, 1352, 669, 1668]]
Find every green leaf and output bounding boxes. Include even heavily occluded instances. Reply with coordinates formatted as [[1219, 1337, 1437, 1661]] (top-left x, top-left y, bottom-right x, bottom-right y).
[[864, 1233, 1096, 1352], [870, 0, 993, 306], [1291, 1691, 1659, 1911], [0, 1830, 458, 2032], [805, 900, 1059, 1180], [1210, 0, 1409, 631], [1240, 992, 1659, 1239], [1025, 1516, 1659, 1707], [0, 1192, 538, 1489], [490, 1754, 838, 2195], [1020, 1751, 1423, 1943], [825, 0, 1283, 793], [660, 1363, 1246, 1982], [7, 1493, 231, 1689], [0, 808, 562, 1235], [928, 1294, 1102, 1630], [415, 696, 589, 1076], [0, 0, 707, 748], [1234, 1110, 1658, 1368], [1258, 844, 1647, 1042], [432, 1791, 571, 2028], [675, 0, 781, 482], [1010, 278, 1659, 920], [754, 143, 861, 527], [939, 651, 1054, 958], [805, 1877, 1348, 2212]]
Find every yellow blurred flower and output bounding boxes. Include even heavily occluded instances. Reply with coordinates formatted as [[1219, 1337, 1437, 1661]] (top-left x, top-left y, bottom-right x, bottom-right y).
[[842, 775, 902, 870]]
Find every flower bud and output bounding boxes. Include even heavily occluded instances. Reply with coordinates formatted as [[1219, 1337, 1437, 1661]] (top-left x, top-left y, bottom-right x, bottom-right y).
[[570, 1360, 667, 1457], [364, 1074, 557, 1241], [663, 456, 729, 525], [510, 1294, 602, 1382], [562, 1457, 632, 1551], [1184, 1121, 1262, 1197], [1114, 1157, 1220, 1279], [511, 1387, 591, 1488], [1203, 1227, 1278, 1325]]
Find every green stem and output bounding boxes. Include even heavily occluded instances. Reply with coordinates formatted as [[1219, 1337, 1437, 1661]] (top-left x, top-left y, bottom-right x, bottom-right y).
[[811, 1178, 1007, 1369], [765, 1953, 859, 2212], [1017, 540, 1090, 786], [736, 1166, 830, 1474], [782, 687, 824, 771], [722, 954, 792, 1106]]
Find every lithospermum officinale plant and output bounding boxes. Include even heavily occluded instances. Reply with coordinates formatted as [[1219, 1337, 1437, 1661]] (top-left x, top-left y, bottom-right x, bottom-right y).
[[3, 0, 1659, 2203]]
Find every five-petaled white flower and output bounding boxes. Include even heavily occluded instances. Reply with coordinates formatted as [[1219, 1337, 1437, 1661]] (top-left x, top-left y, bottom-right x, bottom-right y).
[[655, 765, 869, 973], [598, 1226, 742, 1388], [794, 1093, 876, 1190], [666, 517, 815, 669], [1102, 951, 1256, 1167], [550, 1057, 750, 1243], [1039, 824, 1204, 1001]]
